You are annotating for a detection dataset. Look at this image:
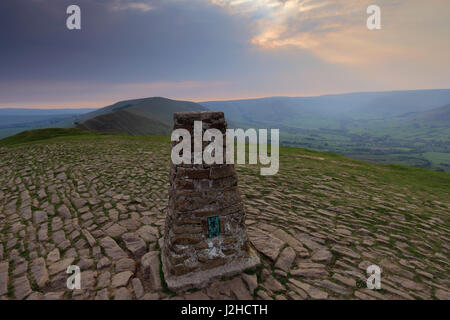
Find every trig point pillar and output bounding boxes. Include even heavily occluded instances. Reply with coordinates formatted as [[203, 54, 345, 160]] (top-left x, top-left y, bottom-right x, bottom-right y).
[[161, 111, 260, 291]]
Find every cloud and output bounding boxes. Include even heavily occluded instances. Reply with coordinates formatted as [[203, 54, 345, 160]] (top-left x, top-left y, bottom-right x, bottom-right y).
[[110, 0, 154, 12], [205, 0, 444, 66], [0, 80, 229, 108]]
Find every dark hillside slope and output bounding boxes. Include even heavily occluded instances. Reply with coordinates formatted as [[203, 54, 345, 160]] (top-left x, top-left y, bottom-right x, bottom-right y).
[[403, 104, 450, 124], [77, 109, 170, 136], [75, 97, 207, 135]]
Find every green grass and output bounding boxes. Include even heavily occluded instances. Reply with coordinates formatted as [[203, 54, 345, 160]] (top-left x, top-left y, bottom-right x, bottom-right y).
[[0, 128, 170, 147], [0, 128, 97, 146], [423, 152, 450, 166]]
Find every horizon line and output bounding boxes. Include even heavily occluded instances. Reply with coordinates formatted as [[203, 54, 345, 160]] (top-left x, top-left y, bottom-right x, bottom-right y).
[[1, 87, 449, 109]]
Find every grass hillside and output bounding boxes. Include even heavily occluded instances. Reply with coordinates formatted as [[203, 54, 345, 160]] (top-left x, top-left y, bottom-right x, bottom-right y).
[[404, 104, 450, 123], [75, 97, 207, 136], [0, 128, 448, 300], [0, 128, 100, 146], [76, 109, 170, 136]]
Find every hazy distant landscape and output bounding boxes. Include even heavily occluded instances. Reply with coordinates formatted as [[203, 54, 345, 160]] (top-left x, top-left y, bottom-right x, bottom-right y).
[[1, 89, 449, 172], [0, 108, 96, 139], [203, 89, 450, 172]]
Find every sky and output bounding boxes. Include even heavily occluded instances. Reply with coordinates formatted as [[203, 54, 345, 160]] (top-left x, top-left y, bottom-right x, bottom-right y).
[[0, 0, 449, 108]]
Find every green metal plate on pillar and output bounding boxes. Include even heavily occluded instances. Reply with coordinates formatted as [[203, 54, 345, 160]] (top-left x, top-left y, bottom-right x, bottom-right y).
[[207, 216, 220, 238]]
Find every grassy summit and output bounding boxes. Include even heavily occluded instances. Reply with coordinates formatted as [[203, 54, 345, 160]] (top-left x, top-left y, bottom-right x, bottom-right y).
[[0, 128, 98, 146], [0, 128, 448, 300]]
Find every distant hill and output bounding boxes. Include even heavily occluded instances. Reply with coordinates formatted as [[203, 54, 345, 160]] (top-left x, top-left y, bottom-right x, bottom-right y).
[[403, 103, 450, 124], [201, 89, 450, 126], [201, 89, 450, 171], [76, 109, 170, 136], [75, 97, 207, 135], [0, 108, 96, 139]]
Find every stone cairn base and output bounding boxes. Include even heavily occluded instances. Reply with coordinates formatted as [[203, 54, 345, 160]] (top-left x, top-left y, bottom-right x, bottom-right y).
[[161, 111, 260, 292]]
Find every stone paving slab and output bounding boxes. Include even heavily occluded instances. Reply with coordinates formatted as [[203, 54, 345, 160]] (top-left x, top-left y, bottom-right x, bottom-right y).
[[0, 137, 449, 300]]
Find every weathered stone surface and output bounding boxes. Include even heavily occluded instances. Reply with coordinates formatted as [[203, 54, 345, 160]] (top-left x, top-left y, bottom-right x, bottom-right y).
[[332, 273, 356, 287], [43, 292, 65, 300], [111, 271, 133, 288], [263, 275, 285, 292], [137, 225, 158, 242], [82, 230, 96, 247], [80, 270, 97, 290], [13, 261, 28, 276], [14, 276, 32, 300], [142, 252, 162, 291], [114, 287, 132, 300], [97, 257, 111, 269], [95, 288, 110, 300], [78, 257, 94, 270], [331, 245, 361, 259], [47, 248, 60, 264], [57, 205, 71, 219], [106, 224, 127, 238], [316, 280, 352, 295], [249, 229, 284, 261], [227, 277, 253, 300], [27, 292, 44, 300], [210, 165, 235, 180], [115, 258, 136, 273], [292, 268, 328, 279], [141, 293, 160, 300], [73, 198, 87, 209], [100, 237, 127, 259], [435, 289, 450, 300], [273, 229, 309, 257], [30, 258, 49, 288], [48, 258, 75, 276], [242, 273, 258, 295], [162, 111, 260, 291], [121, 233, 146, 257], [0, 262, 8, 296], [257, 290, 272, 300], [307, 286, 328, 299], [184, 291, 211, 300], [132, 278, 144, 299], [275, 247, 296, 272], [311, 248, 333, 263], [33, 211, 48, 224], [97, 271, 111, 289], [52, 230, 67, 246]]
